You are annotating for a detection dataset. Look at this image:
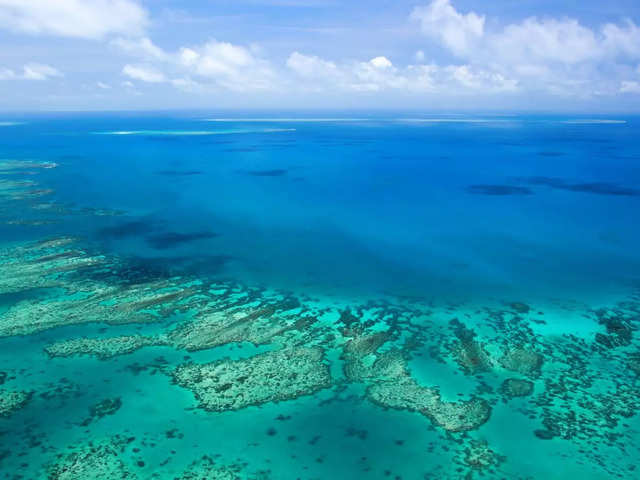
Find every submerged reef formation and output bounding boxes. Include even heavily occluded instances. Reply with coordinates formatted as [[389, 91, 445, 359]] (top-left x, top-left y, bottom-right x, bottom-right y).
[[167, 307, 313, 351], [176, 456, 270, 480], [1, 230, 639, 478], [3, 157, 640, 479], [81, 398, 123, 426], [368, 377, 491, 432], [0, 389, 32, 417], [0, 238, 200, 337], [449, 319, 492, 375], [45, 336, 164, 360], [500, 378, 534, 398], [46, 437, 269, 480], [47, 436, 137, 480], [463, 440, 504, 471], [499, 347, 543, 378], [172, 347, 332, 412]]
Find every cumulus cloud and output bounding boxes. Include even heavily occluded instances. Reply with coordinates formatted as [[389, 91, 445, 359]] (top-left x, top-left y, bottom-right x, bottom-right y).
[[183, 41, 276, 91], [411, 0, 484, 56], [103, 0, 640, 101], [620, 81, 640, 94], [286, 51, 340, 78], [122, 64, 166, 83], [0, 68, 16, 80], [411, 0, 640, 96], [0, 63, 62, 80], [0, 0, 148, 39], [285, 52, 517, 94], [413, 0, 640, 64], [115, 38, 278, 92], [23, 63, 63, 80], [111, 37, 166, 60]]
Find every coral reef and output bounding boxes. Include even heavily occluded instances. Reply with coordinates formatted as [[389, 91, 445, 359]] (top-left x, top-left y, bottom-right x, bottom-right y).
[[47, 436, 136, 480], [168, 307, 307, 351], [463, 440, 504, 470], [0, 389, 32, 417], [45, 336, 165, 360], [172, 347, 332, 411], [594, 308, 633, 349], [81, 398, 123, 426], [500, 378, 534, 398], [0, 238, 200, 337], [499, 347, 543, 377], [341, 328, 398, 382], [367, 377, 491, 432], [176, 456, 270, 480], [449, 319, 492, 375]]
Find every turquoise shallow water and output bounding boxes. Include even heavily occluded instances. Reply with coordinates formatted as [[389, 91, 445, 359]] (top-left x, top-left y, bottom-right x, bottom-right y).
[[1, 113, 640, 479]]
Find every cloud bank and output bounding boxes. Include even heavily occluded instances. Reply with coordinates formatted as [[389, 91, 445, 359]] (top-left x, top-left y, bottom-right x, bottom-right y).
[[0, 0, 148, 39], [107, 0, 640, 101], [1, 0, 640, 107]]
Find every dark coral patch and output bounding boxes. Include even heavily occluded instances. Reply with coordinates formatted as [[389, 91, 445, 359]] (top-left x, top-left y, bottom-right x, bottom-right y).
[[466, 185, 533, 196], [146, 231, 218, 249], [537, 151, 565, 157], [155, 170, 203, 176], [500, 378, 534, 398], [245, 169, 288, 177], [515, 176, 640, 196], [99, 220, 157, 238]]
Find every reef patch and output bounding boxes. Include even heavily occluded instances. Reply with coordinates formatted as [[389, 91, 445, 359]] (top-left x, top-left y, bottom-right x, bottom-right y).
[[172, 347, 332, 412], [45, 335, 165, 360], [466, 185, 533, 196], [367, 377, 491, 432], [0, 389, 32, 417]]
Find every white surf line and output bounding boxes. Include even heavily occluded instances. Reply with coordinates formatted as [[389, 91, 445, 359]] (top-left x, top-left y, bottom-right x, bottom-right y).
[[92, 128, 297, 136], [202, 118, 372, 122], [561, 119, 627, 124], [203, 117, 516, 123], [395, 118, 514, 123]]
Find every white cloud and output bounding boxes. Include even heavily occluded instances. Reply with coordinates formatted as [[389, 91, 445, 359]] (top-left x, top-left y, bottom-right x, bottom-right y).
[[491, 18, 599, 65], [179, 48, 200, 67], [0, 0, 148, 39], [351, 57, 408, 91], [285, 51, 516, 95], [22, 63, 62, 80], [0, 63, 62, 81], [170, 77, 202, 92], [445, 65, 517, 92], [0, 68, 16, 80], [620, 80, 640, 93], [98, 0, 640, 101], [97, 81, 111, 89], [411, 0, 485, 56], [411, 0, 640, 97], [370, 56, 393, 69], [287, 52, 340, 78], [286, 53, 402, 92], [122, 64, 166, 83], [115, 39, 279, 92], [111, 37, 166, 60], [175, 40, 277, 91], [601, 21, 640, 59]]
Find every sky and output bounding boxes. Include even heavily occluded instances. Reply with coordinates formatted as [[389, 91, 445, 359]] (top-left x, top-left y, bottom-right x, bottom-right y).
[[1, 0, 640, 111]]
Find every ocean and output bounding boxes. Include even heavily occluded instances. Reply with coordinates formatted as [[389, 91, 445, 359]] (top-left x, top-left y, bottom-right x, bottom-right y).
[[0, 112, 639, 479]]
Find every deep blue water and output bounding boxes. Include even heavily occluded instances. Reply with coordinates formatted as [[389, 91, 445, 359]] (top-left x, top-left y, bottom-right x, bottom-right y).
[[3, 113, 640, 301], [1, 113, 640, 479]]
